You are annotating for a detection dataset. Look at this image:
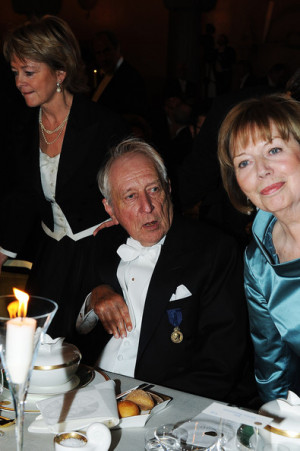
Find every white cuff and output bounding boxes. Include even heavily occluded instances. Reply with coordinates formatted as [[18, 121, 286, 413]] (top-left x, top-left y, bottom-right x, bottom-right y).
[[76, 293, 99, 334], [0, 246, 17, 258]]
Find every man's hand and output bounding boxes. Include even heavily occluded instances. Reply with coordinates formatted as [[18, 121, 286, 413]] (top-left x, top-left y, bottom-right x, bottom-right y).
[[93, 217, 118, 236], [90, 284, 132, 338], [0, 252, 8, 275]]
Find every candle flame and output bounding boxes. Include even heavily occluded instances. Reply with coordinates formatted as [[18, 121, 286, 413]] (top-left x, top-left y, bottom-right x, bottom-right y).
[[8, 288, 30, 318]]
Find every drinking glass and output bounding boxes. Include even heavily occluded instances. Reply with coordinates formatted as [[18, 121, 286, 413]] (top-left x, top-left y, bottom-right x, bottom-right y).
[[172, 419, 225, 450], [0, 294, 57, 451], [0, 362, 3, 394], [236, 424, 259, 450], [145, 424, 182, 450]]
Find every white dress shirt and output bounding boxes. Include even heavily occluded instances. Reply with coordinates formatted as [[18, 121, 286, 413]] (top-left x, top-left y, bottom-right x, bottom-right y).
[[77, 236, 165, 377]]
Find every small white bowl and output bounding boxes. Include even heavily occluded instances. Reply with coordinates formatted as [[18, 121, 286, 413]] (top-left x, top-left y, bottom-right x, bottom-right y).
[[30, 339, 81, 387], [259, 396, 300, 451]]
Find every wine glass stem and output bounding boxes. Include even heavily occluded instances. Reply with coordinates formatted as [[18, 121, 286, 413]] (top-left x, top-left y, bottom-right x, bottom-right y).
[[15, 397, 25, 451], [0, 368, 3, 394]]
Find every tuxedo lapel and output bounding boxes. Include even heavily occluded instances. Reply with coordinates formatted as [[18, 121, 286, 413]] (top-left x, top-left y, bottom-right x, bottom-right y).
[[55, 97, 90, 195], [56, 130, 85, 195], [137, 217, 185, 361]]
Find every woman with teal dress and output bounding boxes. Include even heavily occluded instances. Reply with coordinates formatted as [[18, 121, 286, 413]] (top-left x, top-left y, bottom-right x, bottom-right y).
[[218, 94, 300, 402]]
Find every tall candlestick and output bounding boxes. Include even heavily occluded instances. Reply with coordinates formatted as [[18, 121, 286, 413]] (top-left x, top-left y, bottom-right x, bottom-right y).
[[6, 317, 36, 384]]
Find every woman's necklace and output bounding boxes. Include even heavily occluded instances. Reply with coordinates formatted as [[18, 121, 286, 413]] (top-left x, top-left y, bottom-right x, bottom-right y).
[[39, 108, 70, 145]]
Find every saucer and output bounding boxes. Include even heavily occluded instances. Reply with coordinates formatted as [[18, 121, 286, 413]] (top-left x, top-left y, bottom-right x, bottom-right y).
[[28, 373, 81, 395], [0, 365, 107, 413]]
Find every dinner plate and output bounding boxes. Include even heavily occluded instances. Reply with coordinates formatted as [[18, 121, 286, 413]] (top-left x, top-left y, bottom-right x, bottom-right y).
[[0, 365, 108, 414]]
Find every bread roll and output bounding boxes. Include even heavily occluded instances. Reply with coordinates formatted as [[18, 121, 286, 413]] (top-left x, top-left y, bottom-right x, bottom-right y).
[[125, 389, 155, 411], [117, 400, 140, 418]]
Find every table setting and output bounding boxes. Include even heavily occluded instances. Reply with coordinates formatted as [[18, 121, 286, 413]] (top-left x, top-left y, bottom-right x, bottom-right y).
[[1, 289, 300, 450]]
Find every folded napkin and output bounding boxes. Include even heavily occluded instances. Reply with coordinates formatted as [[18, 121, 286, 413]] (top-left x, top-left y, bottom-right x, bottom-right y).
[[28, 380, 119, 434], [40, 334, 64, 349], [282, 390, 300, 406]]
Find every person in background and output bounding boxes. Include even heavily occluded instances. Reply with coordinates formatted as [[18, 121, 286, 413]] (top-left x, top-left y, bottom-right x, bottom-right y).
[[149, 93, 194, 209], [218, 94, 300, 402], [176, 80, 278, 250], [236, 60, 259, 90], [215, 34, 236, 95], [285, 68, 300, 101], [258, 63, 289, 91], [163, 62, 197, 107], [91, 30, 147, 119], [0, 16, 128, 341], [76, 137, 258, 407], [200, 23, 217, 99]]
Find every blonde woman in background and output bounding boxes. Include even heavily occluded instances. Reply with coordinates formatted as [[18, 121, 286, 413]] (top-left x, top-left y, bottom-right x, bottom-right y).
[[0, 16, 127, 342]]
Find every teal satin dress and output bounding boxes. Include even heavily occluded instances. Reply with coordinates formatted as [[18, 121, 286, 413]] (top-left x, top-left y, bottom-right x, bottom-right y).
[[245, 209, 300, 402]]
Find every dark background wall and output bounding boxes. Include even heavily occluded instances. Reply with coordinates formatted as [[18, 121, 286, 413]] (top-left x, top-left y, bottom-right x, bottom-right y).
[[1, 0, 299, 104]]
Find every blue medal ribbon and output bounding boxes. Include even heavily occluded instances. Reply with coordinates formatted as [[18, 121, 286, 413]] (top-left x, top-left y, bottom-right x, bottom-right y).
[[167, 308, 182, 327]]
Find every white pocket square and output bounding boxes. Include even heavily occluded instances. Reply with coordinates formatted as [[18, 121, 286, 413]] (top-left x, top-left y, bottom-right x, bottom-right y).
[[169, 284, 192, 302]]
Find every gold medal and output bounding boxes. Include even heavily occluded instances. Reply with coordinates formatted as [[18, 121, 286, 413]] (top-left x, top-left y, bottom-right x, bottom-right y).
[[171, 326, 183, 343]]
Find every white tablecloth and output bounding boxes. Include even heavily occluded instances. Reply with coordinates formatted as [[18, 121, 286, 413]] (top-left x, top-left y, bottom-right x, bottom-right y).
[[0, 370, 231, 451]]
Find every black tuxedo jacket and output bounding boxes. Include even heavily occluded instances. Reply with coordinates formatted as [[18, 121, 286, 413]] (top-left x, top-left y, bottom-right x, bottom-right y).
[[0, 94, 128, 255], [81, 214, 257, 405], [94, 60, 147, 117]]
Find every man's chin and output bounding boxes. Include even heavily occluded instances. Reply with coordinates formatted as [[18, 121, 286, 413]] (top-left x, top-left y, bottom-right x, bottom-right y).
[[138, 230, 165, 247]]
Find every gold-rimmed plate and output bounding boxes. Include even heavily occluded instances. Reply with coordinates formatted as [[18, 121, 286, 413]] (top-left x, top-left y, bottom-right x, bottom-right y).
[[0, 365, 109, 413]]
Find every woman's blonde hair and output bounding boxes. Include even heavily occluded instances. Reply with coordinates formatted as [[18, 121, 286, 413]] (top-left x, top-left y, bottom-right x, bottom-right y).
[[3, 15, 88, 94], [218, 94, 300, 214]]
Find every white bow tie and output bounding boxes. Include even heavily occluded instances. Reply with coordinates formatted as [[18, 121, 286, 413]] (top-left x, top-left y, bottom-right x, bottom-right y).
[[117, 240, 161, 262]]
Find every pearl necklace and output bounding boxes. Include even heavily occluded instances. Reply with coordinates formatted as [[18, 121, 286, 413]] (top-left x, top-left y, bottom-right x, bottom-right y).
[[39, 108, 70, 145]]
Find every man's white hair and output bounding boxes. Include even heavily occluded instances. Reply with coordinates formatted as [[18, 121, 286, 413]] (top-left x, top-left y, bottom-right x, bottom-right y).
[[97, 137, 169, 204]]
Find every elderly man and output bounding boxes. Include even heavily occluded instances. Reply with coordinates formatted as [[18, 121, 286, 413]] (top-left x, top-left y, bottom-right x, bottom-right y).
[[77, 138, 257, 406]]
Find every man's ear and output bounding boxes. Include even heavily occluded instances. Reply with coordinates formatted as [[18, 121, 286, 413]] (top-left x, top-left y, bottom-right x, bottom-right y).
[[102, 198, 119, 225]]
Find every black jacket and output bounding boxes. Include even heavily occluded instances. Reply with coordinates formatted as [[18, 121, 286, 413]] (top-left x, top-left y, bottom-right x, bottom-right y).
[[81, 214, 257, 406], [0, 93, 128, 254]]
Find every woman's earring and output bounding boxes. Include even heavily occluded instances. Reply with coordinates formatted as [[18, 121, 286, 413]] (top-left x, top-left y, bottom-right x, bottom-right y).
[[56, 81, 62, 93], [247, 197, 252, 215]]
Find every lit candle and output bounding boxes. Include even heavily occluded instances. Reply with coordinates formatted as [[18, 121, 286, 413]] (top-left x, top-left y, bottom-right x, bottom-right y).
[[6, 316, 36, 384], [5, 288, 37, 384]]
